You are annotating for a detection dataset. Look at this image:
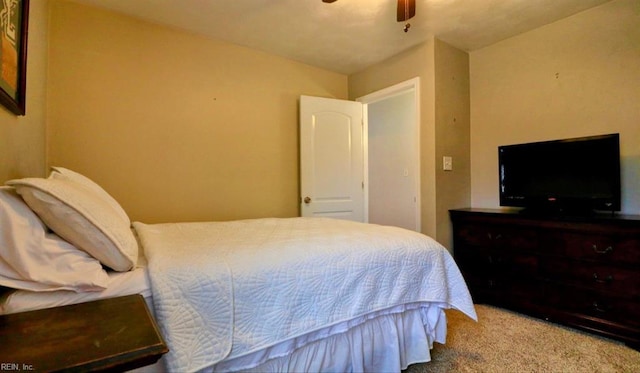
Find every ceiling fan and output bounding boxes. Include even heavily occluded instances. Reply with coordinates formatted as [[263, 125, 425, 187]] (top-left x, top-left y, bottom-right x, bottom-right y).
[[322, 0, 416, 32]]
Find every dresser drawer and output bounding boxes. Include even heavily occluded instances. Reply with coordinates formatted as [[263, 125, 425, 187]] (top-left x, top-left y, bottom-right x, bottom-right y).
[[454, 223, 538, 251], [541, 232, 640, 265], [541, 258, 640, 297], [455, 246, 539, 277], [543, 284, 640, 328]]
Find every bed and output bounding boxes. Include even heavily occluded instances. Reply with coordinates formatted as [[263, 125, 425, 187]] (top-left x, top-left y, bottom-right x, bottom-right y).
[[1, 168, 477, 373]]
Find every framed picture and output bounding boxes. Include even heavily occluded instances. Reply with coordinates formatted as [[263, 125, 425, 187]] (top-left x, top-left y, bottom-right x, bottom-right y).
[[0, 0, 28, 115]]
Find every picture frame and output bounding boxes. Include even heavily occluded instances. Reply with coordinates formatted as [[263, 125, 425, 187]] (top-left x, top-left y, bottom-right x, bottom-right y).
[[0, 0, 29, 116]]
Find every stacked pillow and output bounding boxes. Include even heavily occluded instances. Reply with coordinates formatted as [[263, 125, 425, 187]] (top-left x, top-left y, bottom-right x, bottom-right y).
[[2, 168, 138, 292]]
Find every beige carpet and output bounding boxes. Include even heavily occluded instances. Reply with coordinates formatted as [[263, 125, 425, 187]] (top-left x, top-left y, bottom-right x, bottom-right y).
[[405, 304, 640, 373]]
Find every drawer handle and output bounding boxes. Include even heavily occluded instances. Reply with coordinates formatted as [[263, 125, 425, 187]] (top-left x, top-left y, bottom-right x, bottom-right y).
[[592, 301, 612, 313], [592, 245, 613, 255], [592, 273, 613, 284], [487, 233, 503, 240]]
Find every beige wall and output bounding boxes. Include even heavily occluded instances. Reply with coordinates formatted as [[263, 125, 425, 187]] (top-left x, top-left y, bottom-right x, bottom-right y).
[[349, 38, 470, 249], [470, 0, 640, 214], [7, 0, 631, 243], [47, 0, 348, 223], [434, 39, 470, 248], [0, 0, 49, 182]]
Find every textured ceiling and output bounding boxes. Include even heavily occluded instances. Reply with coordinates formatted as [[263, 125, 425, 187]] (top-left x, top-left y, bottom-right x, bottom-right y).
[[71, 0, 612, 74]]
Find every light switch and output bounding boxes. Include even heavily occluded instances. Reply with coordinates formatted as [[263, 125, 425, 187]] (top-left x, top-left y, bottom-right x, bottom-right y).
[[443, 156, 453, 171]]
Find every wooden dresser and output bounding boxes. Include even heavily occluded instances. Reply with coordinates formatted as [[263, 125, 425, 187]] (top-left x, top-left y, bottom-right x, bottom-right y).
[[450, 208, 640, 349]]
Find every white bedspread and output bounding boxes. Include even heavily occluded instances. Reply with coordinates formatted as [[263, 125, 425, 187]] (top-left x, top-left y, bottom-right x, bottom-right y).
[[133, 217, 476, 372]]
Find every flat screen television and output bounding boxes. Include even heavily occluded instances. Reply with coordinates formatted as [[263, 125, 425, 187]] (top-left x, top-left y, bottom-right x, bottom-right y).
[[498, 133, 621, 215]]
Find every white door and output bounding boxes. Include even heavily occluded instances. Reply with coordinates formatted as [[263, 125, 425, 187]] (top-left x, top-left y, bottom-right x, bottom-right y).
[[300, 95, 364, 221]]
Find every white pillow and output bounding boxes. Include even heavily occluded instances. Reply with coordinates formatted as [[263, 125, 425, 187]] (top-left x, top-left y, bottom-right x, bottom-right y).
[[7, 176, 138, 272], [50, 167, 130, 225], [0, 187, 110, 292]]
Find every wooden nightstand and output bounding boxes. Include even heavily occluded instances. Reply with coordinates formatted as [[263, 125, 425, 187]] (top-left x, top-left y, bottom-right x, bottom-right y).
[[0, 294, 168, 372]]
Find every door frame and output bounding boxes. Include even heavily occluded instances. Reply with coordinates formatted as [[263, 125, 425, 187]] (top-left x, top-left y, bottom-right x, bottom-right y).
[[357, 77, 421, 231]]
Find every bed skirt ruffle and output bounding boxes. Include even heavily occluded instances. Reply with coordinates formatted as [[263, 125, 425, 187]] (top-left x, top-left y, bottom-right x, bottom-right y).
[[210, 302, 448, 373]]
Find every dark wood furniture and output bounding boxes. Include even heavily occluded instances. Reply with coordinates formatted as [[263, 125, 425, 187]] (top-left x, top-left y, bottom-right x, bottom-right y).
[[450, 208, 640, 349], [0, 294, 168, 372]]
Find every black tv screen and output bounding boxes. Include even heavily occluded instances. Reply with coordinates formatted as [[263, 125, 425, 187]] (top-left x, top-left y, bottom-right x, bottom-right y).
[[498, 133, 621, 214]]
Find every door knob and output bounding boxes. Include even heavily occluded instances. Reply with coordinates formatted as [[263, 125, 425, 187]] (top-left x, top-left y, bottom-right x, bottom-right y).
[[304, 196, 311, 204]]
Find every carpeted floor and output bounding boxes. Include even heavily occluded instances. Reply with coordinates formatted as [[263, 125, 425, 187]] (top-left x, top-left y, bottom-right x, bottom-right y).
[[404, 304, 640, 373]]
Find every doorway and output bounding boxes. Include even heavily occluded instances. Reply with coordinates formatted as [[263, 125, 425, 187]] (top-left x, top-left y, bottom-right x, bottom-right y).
[[358, 78, 420, 232]]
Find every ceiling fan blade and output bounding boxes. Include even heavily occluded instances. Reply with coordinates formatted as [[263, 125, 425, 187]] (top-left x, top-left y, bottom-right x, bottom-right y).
[[397, 0, 416, 22], [322, 0, 337, 3]]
